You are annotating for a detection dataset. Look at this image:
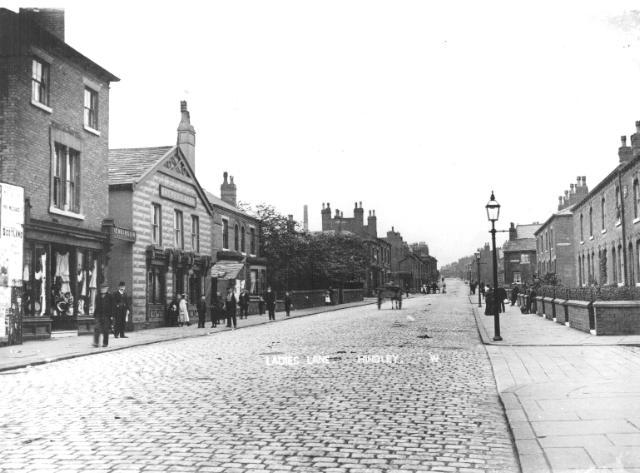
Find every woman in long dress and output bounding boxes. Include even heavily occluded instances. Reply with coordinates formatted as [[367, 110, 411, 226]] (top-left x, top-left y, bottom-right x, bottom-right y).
[[178, 294, 190, 327]]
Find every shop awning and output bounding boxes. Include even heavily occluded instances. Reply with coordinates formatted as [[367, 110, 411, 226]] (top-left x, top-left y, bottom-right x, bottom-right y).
[[210, 261, 245, 280]]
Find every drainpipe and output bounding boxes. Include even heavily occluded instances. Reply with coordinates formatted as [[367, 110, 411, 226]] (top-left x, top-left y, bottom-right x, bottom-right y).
[[618, 169, 629, 286]]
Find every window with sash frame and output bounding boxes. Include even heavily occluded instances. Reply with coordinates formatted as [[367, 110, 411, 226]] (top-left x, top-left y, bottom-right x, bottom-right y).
[[52, 143, 80, 213]]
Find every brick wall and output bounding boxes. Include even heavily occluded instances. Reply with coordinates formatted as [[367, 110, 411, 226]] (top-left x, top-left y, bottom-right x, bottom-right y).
[[593, 300, 640, 335], [1, 38, 110, 232]]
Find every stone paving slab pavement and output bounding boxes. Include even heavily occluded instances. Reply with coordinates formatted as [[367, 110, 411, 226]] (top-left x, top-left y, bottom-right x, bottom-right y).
[[467, 283, 640, 473], [0, 299, 377, 373]]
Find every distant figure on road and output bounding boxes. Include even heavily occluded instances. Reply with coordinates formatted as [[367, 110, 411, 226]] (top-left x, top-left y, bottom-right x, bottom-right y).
[[484, 286, 495, 316], [510, 284, 519, 306], [93, 283, 112, 348], [238, 289, 250, 320], [197, 295, 207, 328], [480, 282, 486, 300], [178, 294, 190, 327], [265, 286, 276, 321], [210, 292, 221, 328], [225, 288, 237, 329], [113, 281, 130, 338], [284, 291, 293, 317], [377, 288, 383, 310], [497, 286, 507, 312], [167, 295, 179, 327], [442, 281, 447, 294]]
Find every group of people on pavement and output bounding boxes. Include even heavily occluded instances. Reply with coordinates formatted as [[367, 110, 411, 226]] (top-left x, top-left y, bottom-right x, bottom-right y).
[[471, 280, 537, 316], [92, 281, 130, 348], [164, 286, 293, 331]]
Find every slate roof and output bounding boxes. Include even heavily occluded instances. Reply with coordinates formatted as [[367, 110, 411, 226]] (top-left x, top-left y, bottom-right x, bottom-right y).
[[108, 146, 174, 185], [516, 224, 541, 239], [502, 238, 537, 253], [204, 190, 240, 214]]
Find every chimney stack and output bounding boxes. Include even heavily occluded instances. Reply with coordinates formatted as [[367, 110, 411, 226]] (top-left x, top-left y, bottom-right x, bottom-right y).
[[303, 205, 309, 232], [321, 203, 331, 231], [620, 134, 634, 162], [354, 200, 364, 230], [220, 172, 237, 206], [177, 101, 196, 171], [509, 222, 517, 241], [367, 210, 377, 238], [558, 196, 564, 211], [20, 8, 65, 41]]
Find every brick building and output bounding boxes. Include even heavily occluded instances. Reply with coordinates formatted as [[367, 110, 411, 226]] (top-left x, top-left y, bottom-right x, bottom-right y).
[[410, 242, 439, 283], [385, 227, 426, 290], [0, 8, 119, 339], [320, 202, 391, 295], [477, 243, 504, 287], [108, 102, 213, 329], [502, 222, 540, 285], [534, 177, 588, 287], [570, 123, 640, 287]]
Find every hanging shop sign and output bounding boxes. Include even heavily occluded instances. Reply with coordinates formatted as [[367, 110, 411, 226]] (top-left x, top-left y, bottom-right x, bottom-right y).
[[0, 183, 24, 339]]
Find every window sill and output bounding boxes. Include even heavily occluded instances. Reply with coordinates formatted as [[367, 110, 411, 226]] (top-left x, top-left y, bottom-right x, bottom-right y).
[[635, 217, 640, 224], [580, 241, 584, 245], [615, 221, 622, 227], [49, 206, 85, 220], [601, 229, 607, 234], [83, 125, 101, 136], [31, 100, 52, 114], [589, 236, 594, 241]]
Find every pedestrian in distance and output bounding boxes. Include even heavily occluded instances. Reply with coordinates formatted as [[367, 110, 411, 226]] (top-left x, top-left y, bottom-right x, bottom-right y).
[[284, 291, 293, 317], [238, 288, 250, 320], [265, 286, 276, 321], [497, 286, 507, 313], [405, 285, 410, 298], [92, 283, 113, 347], [167, 295, 179, 327], [197, 294, 207, 328], [480, 282, 486, 300], [210, 292, 220, 328], [113, 281, 130, 338], [225, 288, 237, 329], [484, 286, 495, 316], [442, 280, 447, 294], [377, 288, 383, 310], [178, 293, 190, 327], [510, 284, 519, 306], [258, 295, 265, 315]]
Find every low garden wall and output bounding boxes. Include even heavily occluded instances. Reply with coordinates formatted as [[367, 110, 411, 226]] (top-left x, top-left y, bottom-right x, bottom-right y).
[[593, 300, 640, 335], [554, 299, 568, 325], [565, 299, 593, 333], [542, 297, 555, 320], [536, 296, 544, 316]]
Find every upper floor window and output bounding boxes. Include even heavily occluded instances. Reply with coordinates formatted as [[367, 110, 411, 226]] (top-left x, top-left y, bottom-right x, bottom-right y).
[[241, 225, 246, 253], [152, 203, 162, 246], [601, 197, 606, 230], [174, 209, 184, 249], [250, 227, 256, 255], [634, 179, 640, 220], [616, 186, 622, 222], [580, 214, 584, 241], [521, 254, 530, 264], [222, 218, 229, 250], [32, 58, 50, 107], [191, 215, 200, 253], [52, 143, 80, 213], [589, 206, 593, 236], [234, 224, 239, 251], [83, 87, 98, 130]]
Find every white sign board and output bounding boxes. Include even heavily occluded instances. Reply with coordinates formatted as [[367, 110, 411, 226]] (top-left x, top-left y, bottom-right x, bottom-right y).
[[0, 183, 24, 338]]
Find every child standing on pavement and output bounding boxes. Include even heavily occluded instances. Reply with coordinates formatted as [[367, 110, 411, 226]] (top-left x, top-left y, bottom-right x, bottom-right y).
[[284, 291, 293, 317]]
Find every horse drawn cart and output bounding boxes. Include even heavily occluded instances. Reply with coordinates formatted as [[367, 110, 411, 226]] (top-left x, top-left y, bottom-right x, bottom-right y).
[[376, 284, 403, 309]]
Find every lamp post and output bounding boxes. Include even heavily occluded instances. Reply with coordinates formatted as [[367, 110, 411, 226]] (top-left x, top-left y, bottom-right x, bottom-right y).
[[486, 191, 502, 341], [475, 251, 482, 308]]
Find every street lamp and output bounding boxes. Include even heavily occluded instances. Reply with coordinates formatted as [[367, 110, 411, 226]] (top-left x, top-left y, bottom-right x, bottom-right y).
[[475, 251, 481, 308], [485, 191, 502, 341]]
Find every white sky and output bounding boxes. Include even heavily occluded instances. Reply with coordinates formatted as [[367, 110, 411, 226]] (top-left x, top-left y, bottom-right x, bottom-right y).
[[7, 1, 640, 265]]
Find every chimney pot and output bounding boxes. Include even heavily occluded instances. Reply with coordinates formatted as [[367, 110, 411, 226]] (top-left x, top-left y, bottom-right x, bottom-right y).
[[636, 120, 640, 132], [622, 135, 627, 147]]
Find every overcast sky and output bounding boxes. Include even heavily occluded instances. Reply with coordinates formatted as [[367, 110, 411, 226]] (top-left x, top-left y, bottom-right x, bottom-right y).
[[7, 1, 640, 265]]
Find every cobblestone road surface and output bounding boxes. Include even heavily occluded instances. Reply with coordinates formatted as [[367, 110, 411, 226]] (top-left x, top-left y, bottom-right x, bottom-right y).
[[0, 282, 518, 473]]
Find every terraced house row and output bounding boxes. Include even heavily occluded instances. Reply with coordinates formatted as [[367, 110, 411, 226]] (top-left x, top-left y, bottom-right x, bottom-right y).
[[535, 121, 640, 290], [0, 8, 266, 341]]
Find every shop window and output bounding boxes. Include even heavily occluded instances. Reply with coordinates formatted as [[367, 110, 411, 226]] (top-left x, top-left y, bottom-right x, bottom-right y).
[[32, 58, 50, 106], [83, 87, 98, 130], [250, 269, 258, 295], [52, 143, 80, 213], [148, 269, 165, 304], [152, 203, 162, 246], [174, 209, 184, 249], [189, 273, 202, 302], [222, 218, 229, 250], [175, 268, 185, 296]]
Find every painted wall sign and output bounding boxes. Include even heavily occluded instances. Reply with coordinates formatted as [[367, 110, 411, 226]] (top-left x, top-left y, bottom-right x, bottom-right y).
[[0, 183, 24, 339], [159, 185, 197, 208]]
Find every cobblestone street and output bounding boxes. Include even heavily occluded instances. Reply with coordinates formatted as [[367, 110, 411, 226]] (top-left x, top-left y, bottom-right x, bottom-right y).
[[0, 284, 518, 473]]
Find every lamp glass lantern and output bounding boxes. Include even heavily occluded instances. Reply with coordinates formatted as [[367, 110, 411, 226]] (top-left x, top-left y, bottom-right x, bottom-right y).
[[485, 191, 500, 222]]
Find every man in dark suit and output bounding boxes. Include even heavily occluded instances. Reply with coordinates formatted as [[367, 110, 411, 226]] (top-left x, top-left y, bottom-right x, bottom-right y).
[[113, 281, 130, 338], [264, 286, 276, 321], [93, 283, 113, 347], [238, 289, 250, 319], [225, 288, 237, 329]]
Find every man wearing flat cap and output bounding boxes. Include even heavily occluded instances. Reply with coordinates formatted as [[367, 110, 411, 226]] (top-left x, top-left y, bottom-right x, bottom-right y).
[[93, 283, 113, 347], [113, 281, 130, 338]]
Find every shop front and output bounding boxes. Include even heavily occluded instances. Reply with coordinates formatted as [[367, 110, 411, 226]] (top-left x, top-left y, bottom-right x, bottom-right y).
[[21, 218, 107, 340]]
